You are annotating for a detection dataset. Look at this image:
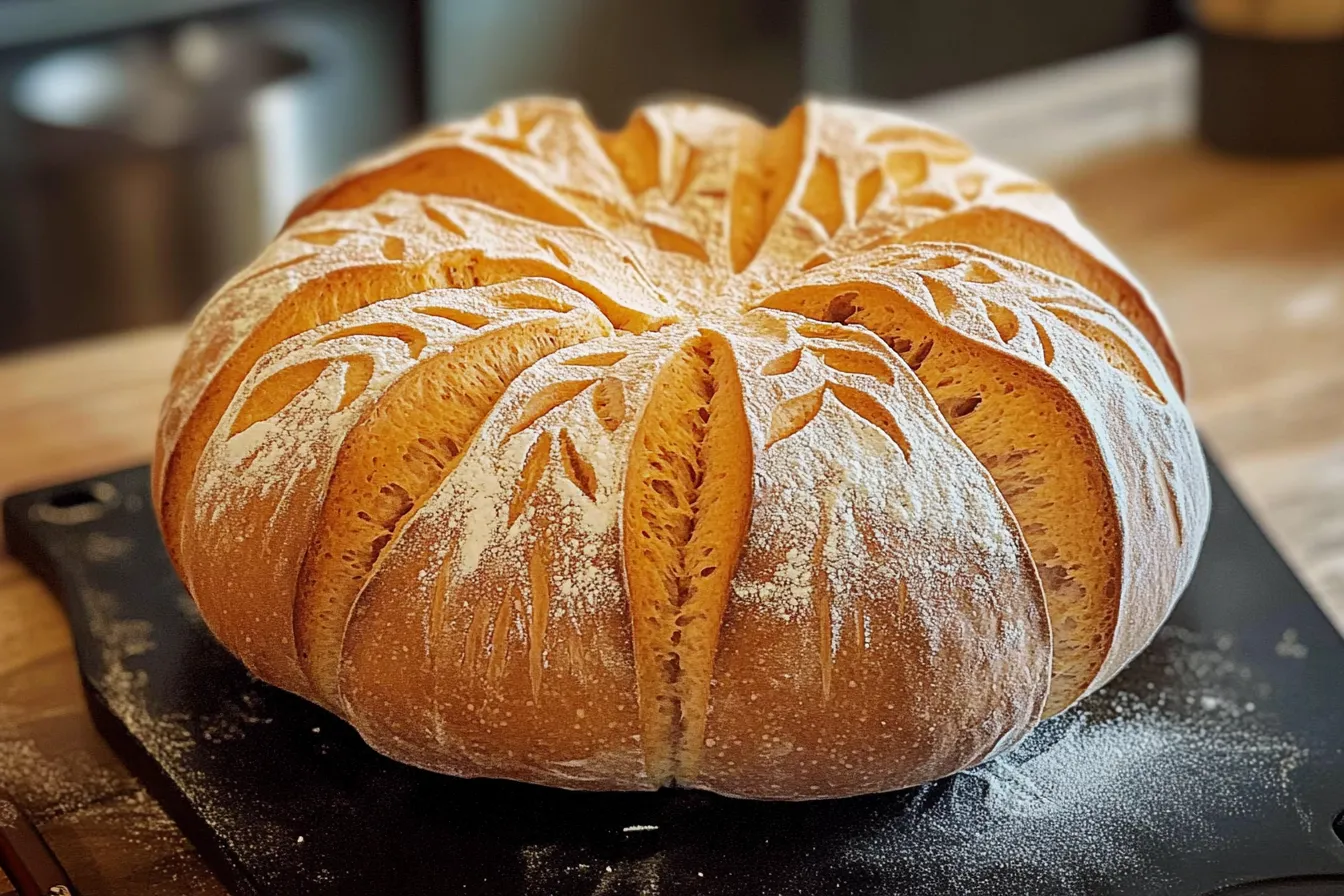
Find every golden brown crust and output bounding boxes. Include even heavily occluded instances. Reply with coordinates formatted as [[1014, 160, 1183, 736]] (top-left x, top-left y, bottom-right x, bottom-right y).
[[153, 97, 1208, 798]]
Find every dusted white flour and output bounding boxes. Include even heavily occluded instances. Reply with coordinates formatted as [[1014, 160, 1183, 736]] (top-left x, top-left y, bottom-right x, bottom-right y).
[[825, 625, 1312, 895]]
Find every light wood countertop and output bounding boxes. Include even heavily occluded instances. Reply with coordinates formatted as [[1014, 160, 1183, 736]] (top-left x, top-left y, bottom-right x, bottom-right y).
[[2, 35, 1343, 895]]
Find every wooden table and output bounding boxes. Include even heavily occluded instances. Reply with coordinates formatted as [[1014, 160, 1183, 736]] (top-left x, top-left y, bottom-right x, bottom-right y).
[[3, 36, 1344, 896]]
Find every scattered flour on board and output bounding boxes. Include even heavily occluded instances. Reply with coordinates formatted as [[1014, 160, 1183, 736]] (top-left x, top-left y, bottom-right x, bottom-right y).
[[820, 625, 1313, 895], [1276, 628, 1310, 659], [76, 585, 296, 872], [522, 840, 668, 896]]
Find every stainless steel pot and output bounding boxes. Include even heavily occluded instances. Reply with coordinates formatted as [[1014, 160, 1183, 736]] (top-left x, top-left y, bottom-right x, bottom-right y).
[[4, 22, 308, 350]]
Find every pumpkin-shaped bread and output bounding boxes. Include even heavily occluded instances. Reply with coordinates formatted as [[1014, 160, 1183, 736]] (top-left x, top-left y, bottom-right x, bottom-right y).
[[153, 97, 1209, 799]]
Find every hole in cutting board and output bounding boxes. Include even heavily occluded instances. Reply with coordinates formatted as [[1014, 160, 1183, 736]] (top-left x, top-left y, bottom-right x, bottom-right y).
[[48, 488, 99, 509], [1334, 808, 1344, 844], [31, 481, 119, 525]]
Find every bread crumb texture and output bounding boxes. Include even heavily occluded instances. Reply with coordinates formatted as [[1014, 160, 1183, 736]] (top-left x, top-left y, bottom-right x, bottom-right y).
[[153, 97, 1209, 798]]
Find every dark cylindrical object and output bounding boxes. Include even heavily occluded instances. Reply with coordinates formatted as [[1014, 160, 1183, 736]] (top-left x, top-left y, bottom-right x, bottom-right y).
[[0, 791, 79, 896], [1196, 25, 1344, 157], [4, 25, 308, 351]]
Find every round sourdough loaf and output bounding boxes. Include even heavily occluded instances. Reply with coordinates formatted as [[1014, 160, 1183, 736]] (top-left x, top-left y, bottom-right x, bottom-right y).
[[153, 97, 1209, 799]]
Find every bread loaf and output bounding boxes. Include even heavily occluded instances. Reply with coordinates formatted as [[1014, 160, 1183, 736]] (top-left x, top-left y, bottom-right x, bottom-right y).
[[153, 97, 1209, 799]]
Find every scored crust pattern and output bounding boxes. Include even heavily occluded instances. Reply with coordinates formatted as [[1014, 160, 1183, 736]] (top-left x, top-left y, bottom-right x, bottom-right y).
[[153, 97, 1209, 799]]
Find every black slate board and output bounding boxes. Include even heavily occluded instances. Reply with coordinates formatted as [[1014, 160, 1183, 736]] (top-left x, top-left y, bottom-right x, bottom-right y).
[[4, 461, 1344, 896]]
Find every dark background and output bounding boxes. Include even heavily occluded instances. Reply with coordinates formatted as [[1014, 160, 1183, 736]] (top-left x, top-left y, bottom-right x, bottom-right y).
[[0, 0, 1182, 353]]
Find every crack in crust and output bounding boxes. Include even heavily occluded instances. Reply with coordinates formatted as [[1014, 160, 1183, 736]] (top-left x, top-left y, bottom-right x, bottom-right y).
[[154, 97, 1208, 797]]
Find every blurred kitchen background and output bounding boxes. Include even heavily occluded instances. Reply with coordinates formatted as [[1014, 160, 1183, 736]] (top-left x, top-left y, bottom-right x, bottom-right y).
[[1, 0, 1341, 352]]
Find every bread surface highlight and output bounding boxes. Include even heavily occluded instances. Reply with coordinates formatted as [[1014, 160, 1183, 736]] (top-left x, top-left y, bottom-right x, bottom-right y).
[[153, 97, 1209, 799]]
